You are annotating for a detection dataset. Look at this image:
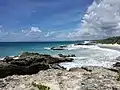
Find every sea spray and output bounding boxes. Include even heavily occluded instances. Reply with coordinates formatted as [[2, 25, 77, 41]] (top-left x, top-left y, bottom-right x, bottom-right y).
[[60, 44, 120, 70]]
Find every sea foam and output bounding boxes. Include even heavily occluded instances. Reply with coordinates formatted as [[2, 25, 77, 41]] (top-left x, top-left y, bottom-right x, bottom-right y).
[[60, 44, 120, 70]]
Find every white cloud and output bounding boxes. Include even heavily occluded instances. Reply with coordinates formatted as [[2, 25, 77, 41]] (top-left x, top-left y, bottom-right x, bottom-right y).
[[68, 0, 120, 40], [0, 27, 43, 41], [29, 27, 42, 33], [21, 27, 42, 36]]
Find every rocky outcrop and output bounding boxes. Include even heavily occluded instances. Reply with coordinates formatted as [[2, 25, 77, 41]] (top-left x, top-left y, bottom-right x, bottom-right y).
[[51, 45, 67, 50], [0, 52, 73, 78], [58, 54, 76, 58], [1, 66, 120, 90], [113, 62, 120, 67]]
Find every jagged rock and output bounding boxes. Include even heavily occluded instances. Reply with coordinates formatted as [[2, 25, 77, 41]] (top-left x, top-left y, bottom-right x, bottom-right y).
[[51, 47, 65, 50], [69, 67, 83, 72], [51, 45, 67, 50], [20, 52, 40, 58], [0, 52, 73, 78], [58, 54, 76, 58], [3, 56, 14, 62], [49, 64, 65, 69], [1, 66, 120, 90], [116, 56, 120, 61], [113, 62, 120, 67]]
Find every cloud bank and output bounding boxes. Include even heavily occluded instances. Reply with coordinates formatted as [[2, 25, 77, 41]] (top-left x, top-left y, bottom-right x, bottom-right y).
[[68, 0, 120, 40], [0, 26, 68, 42]]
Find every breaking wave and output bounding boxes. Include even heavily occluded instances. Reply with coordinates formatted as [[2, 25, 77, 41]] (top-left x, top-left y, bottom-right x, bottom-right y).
[[60, 44, 120, 70], [44, 47, 51, 50]]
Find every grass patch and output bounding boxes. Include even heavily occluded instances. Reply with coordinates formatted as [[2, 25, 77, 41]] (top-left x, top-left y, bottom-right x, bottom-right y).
[[117, 71, 120, 81], [32, 82, 50, 90]]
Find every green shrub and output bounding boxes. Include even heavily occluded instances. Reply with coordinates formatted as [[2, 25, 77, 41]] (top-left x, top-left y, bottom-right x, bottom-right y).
[[32, 82, 50, 90], [116, 71, 120, 81], [95, 36, 120, 44]]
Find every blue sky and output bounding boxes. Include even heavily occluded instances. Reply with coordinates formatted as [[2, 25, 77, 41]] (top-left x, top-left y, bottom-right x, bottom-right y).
[[0, 0, 93, 41]]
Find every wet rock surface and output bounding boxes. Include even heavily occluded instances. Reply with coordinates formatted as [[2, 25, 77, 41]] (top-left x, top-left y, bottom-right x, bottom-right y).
[[58, 54, 76, 58], [51, 45, 67, 50], [113, 62, 120, 67], [0, 52, 73, 78]]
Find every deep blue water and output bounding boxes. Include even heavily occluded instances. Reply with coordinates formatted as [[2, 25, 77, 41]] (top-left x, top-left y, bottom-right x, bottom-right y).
[[0, 41, 81, 57]]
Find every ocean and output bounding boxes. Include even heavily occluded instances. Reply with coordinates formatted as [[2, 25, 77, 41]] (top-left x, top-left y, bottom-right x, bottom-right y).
[[0, 41, 80, 57], [0, 41, 120, 69]]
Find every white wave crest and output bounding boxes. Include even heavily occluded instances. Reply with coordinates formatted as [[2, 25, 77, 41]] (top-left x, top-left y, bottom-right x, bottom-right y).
[[0, 57, 4, 60], [60, 44, 120, 70], [44, 47, 51, 50], [60, 59, 115, 70], [66, 44, 100, 50]]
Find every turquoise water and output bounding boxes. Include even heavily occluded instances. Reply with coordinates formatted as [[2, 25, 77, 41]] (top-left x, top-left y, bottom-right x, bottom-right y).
[[0, 41, 81, 57], [1, 41, 120, 69]]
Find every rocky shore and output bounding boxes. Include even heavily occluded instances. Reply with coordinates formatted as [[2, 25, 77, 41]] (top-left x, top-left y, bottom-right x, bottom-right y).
[[0, 52, 73, 78], [0, 52, 120, 90], [1, 66, 120, 90]]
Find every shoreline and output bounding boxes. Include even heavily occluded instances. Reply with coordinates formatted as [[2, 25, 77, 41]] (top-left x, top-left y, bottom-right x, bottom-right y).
[[1, 43, 120, 69], [0, 50, 120, 89], [97, 44, 120, 51]]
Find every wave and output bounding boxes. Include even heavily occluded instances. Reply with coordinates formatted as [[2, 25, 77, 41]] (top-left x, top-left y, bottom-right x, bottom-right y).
[[66, 44, 101, 50], [44, 47, 51, 50], [0, 56, 19, 60], [0, 57, 4, 60], [60, 58, 115, 70], [66, 44, 120, 53], [60, 49, 120, 70], [59, 44, 120, 70]]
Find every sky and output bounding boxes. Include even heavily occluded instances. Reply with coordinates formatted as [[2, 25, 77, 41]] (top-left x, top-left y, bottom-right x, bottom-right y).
[[0, 0, 93, 41], [70, 0, 120, 40]]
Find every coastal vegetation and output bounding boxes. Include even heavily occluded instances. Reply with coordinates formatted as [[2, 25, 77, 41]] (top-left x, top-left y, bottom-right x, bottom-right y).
[[117, 72, 120, 81], [95, 36, 120, 44], [32, 82, 50, 90]]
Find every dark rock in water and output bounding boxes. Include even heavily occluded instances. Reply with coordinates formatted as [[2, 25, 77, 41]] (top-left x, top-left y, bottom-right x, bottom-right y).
[[51, 45, 67, 50], [51, 47, 65, 50], [71, 54, 76, 57], [0, 52, 73, 78], [113, 62, 120, 67], [58, 54, 76, 58], [116, 57, 120, 61], [74, 42, 94, 46], [51, 47, 55, 50]]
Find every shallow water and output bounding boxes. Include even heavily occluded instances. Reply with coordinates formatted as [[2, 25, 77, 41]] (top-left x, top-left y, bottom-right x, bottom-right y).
[[0, 41, 120, 69], [0, 41, 79, 57]]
